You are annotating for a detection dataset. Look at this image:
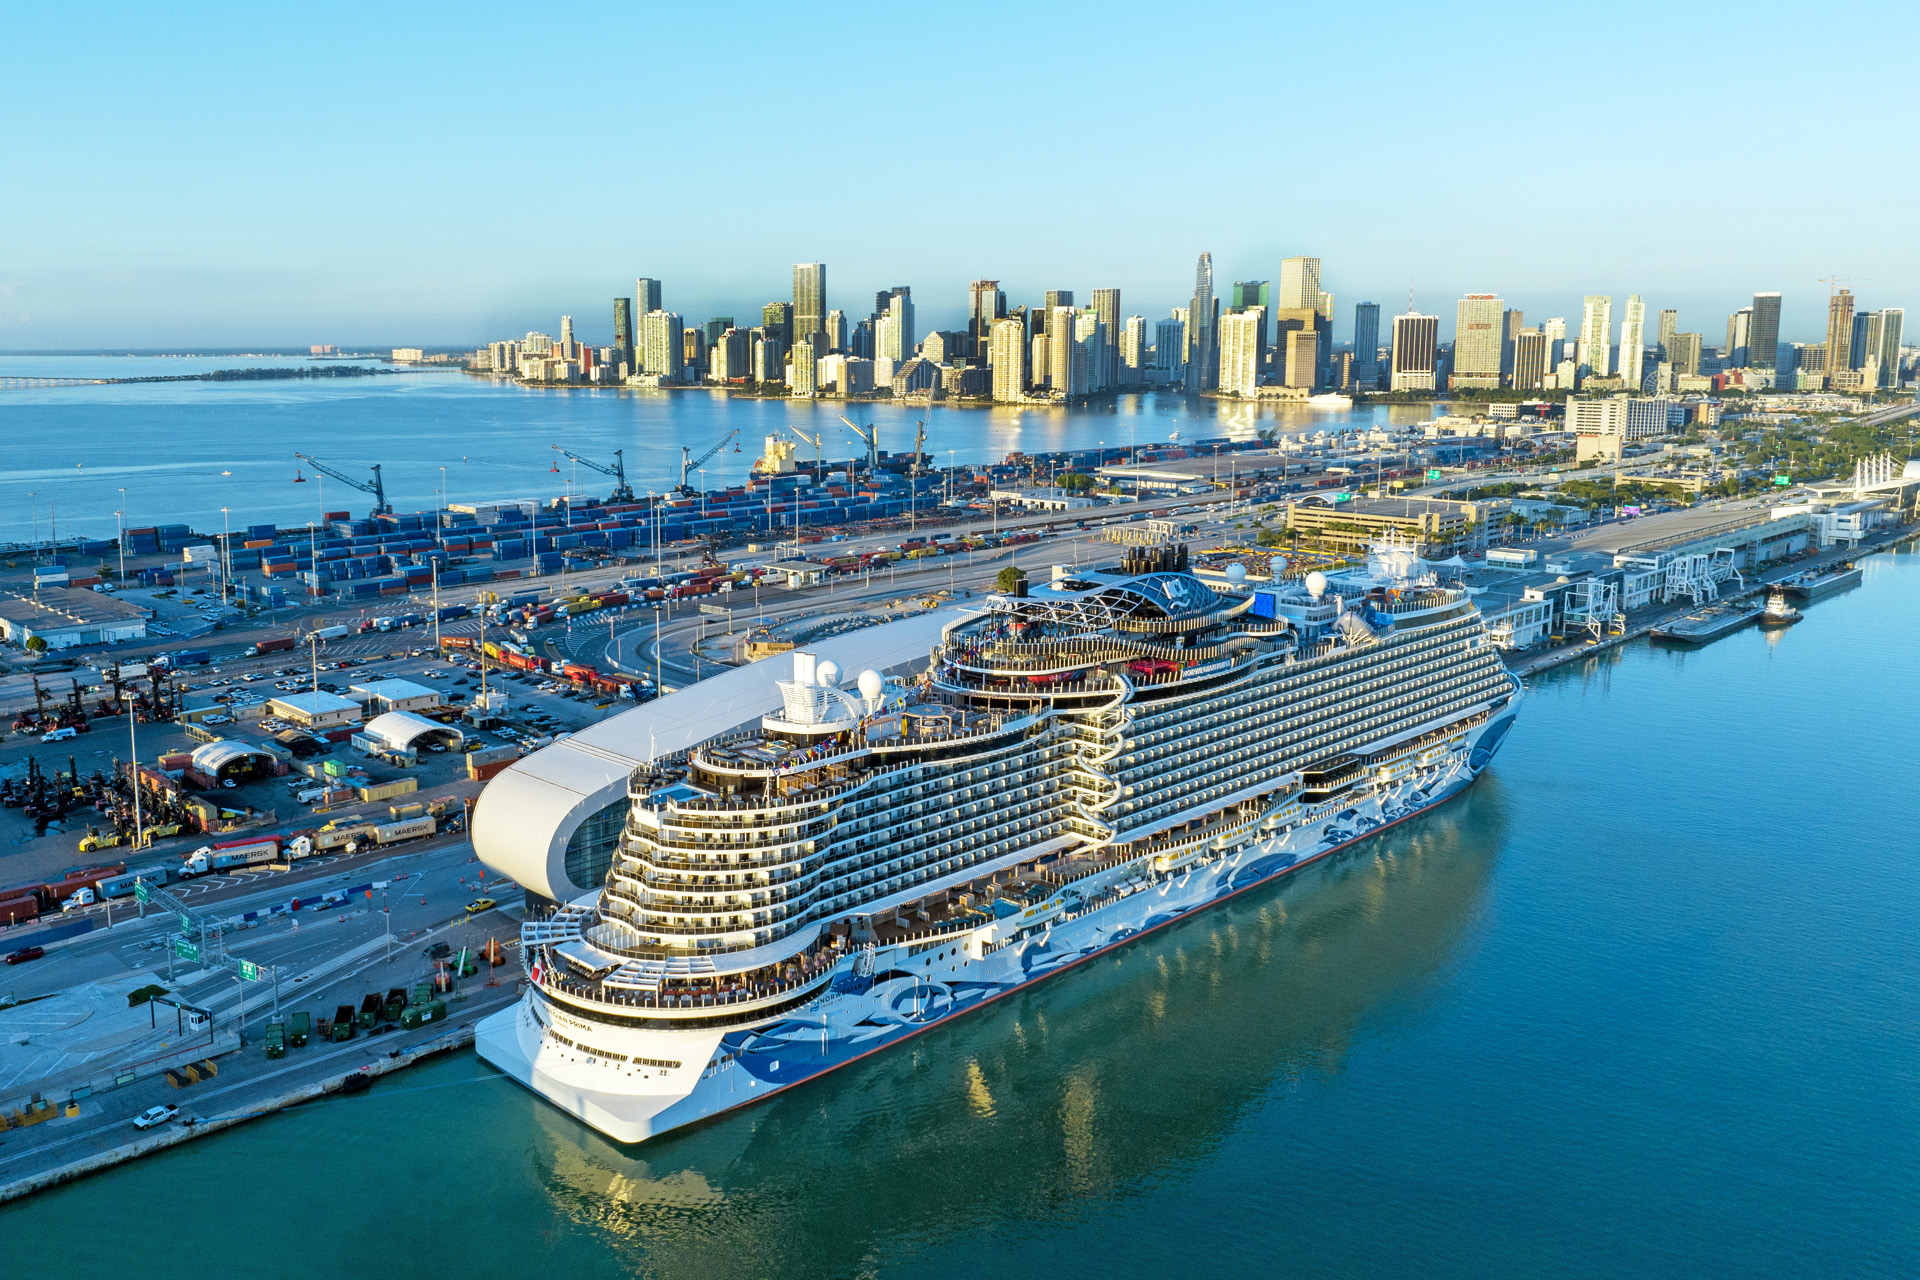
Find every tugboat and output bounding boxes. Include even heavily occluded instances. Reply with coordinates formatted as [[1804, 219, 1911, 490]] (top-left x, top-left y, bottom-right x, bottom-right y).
[[1760, 586, 1801, 627]]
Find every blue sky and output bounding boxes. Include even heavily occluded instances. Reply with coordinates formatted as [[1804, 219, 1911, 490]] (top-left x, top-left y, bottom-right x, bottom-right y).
[[3, 1, 1913, 350]]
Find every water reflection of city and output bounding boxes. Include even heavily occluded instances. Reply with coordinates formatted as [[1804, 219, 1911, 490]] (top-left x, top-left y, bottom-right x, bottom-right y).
[[528, 778, 1510, 1275]]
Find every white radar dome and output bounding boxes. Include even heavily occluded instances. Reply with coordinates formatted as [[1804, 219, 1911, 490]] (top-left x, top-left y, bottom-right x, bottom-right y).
[[1225, 563, 1247, 584], [815, 659, 842, 687], [1305, 570, 1329, 597], [1269, 555, 1289, 578], [857, 669, 884, 701]]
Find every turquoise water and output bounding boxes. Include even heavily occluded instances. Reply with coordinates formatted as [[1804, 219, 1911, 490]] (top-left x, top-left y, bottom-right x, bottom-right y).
[[9, 550, 1917, 1277], [0, 356, 1422, 545]]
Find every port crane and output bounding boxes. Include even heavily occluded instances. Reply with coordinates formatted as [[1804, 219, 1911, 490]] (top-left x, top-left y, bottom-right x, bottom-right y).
[[293, 453, 390, 516], [787, 425, 826, 474], [551, 445, 634, 503], [678, 428, 739, 495], [839, 415, 880, 471]]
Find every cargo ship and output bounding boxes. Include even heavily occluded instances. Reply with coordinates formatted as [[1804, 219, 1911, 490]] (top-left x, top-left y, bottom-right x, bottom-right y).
[[473, 540, 1523, 1143]]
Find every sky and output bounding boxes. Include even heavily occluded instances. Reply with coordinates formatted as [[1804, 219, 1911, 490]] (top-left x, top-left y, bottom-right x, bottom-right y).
[[3, 0, 1915, 351]]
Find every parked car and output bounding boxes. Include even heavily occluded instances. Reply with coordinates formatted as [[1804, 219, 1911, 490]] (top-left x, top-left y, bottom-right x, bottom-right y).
[[133, 1104, 180, 1129], [5, 945, 46, 965]]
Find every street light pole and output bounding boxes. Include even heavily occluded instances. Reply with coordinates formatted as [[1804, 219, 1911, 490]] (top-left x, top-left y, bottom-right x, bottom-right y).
[[116, 489, 127, 584]]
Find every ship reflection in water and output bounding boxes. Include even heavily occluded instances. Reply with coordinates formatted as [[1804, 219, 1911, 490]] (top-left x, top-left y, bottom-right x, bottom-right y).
[[526, 782, 1507, 1274]]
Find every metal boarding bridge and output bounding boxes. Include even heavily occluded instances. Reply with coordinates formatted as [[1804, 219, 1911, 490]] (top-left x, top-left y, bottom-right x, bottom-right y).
[[522, 904, 593, 947]]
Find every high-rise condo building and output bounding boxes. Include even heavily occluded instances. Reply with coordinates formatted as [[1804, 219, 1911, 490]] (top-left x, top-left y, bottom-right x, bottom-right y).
[[559, 315, 575, 359], [1044, 290, 1075, 312], [642, 311, 684, 380], [1075, 311, 1109, 392], [1512, 330, 1548, 391], [1048, 305, 1082, 396], [880, 288, 915, 364], [1451, 294, 1505, 388], [1390, 312, 1439, 391], [1156, 314, 1187, 381], [1543, 316, 1569, 367], [1618, 296, 1646, 390], [703, 317, 733, 347], [711, 328, 751, 383], [968, 281, 1006, 356], [1578, 296, 1613, 380], [826, 310, 847, 352], [1353, 302, 1381, 389], [1724, 309, 1752, 368], [1657, 309, 1679, 360], [636, 278, 662, 319], [1184, 254, 1218, 393], [613, 299, 635, 370], [792, 263, 827, 345], [1121, 315, 1149, 384], [1091, 289, 1122, 383], [1218, 308, 1265, 396], [751, 332, 785, 384], [1824, 289, 1855, 386], [1277, 257, 1321, 311], [989, 317, 1027, 402], [1861, 309, 1904, 387], [1749, 292, 1782, 368]]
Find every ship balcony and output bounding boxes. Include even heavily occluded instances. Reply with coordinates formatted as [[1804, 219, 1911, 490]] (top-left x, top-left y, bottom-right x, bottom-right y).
[[531, 946, 843, 1023]]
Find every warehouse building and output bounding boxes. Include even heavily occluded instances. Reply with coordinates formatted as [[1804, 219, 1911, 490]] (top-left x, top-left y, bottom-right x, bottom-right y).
[[0, 588, 149, 651], [349, 678, 443, 716], [266, 690, 364, 731]]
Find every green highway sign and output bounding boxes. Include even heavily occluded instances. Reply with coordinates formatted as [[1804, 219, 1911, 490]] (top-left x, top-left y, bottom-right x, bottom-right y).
[[239, 960, 259, 982], [134, 881, 150, 904], [1774, 475, 1792, 486], [173, 938, 200, 962], [1426, 469, 1443, 480], [179, 912, 192, 933]]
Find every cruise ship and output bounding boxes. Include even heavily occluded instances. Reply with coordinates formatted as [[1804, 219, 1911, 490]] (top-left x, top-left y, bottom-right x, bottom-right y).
[[473, 539, 1522, 1143]]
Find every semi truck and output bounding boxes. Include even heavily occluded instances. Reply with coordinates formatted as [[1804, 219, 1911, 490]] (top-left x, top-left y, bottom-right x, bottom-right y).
[[179, 837, 281, 878], [308, 625, 351, 642], [244, 636, 296, 657], [343, 815, 436, 854]]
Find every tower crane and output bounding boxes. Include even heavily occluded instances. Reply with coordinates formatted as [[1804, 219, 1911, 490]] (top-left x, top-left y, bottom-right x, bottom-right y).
[[550, 445, 634, 503], [839, 415, 880, 471], [911, 419, 929, 474], [678, 428, 739, 495], [292, 453, 390, 516]]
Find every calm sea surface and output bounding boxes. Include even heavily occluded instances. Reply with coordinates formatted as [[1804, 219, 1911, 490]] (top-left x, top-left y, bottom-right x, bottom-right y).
[[0, 355, 1427, 547], [5, 536, 1917, 1275]]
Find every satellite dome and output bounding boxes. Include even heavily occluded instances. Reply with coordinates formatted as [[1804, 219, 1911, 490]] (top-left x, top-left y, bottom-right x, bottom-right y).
[[1305, 570, 1329, 597], [815, 659, 841, 687], [1225, 563, 1247, 584], [857, 669, 884, 701], [1269, 555, 1289, 578]]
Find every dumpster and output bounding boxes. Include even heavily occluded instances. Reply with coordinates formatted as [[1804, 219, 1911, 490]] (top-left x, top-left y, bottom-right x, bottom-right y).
[[264, 1019, 286, 1060], [383, 987, 408, 1021], [289, 1010, 311, 1047], [357, 993, 382, 1028], [315, 1015, 332, 1041], [399, 998, 447, 1030], [410, 980, 432, 1007], [331, 1004, 356, 1041]]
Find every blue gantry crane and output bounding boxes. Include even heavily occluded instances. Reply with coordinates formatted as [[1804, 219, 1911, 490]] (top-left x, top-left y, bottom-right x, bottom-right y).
[[293, 452, 391, 516]]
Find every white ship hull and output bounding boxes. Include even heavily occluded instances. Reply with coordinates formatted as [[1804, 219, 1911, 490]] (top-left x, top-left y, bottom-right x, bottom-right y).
[[477, 705, 1519, 1144]]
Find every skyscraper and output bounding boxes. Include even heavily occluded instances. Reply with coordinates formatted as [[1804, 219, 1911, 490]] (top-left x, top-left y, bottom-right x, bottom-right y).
[[792, 263, 827, 345], [1512, 330, 1548, 391], [1049, 305, 1081, 396], [1283, 328, 1318, 390], [762, 302, 794, 347], [968, 281, 1005, 357], [1657, 309, 1679, 360], [1218, 308, 1265, 396], [612, 298, 635, 371], [1749, 292, 1782, 368], [1044, 290, 1075, 312], [1091, 288, 1122, 387], [1578, 295, 1613, 380], [1120, 315, 1149, 385], [1543, 316, 1569, 367], [559, 314, 575, 359], [989, 317, 1027, 402], [826, 309, 847, 352], [1184, 254, 1218, 393], [1725, 309, 1752, 368], [879, 288, 914, 364], [1668, 332, 1702, 376], [1451, 294, 1505, 388], [1619, 296, 1646, 390], [1824, 289, 1855, 385], [1155, 314, 1187, 382], [1075, 311, 1109, 392], [641, 311, 683, 380], [1861, 309, 1904, 387], [1277, 257, 1321, 311], [1353, 302, 1380, 389], [702, 317, 733, 347], [1390, 312, 1439, 391], [635, 278, 662, 318]]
